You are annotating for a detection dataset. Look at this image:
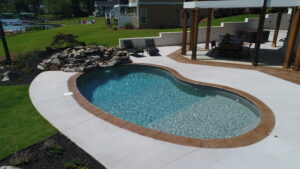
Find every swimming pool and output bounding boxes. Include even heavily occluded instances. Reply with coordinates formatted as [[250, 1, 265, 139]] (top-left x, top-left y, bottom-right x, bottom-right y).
[[76, 65, 263, 140]]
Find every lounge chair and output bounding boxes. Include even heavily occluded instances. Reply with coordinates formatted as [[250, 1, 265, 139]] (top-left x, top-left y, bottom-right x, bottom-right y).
[[123, 40, 144, 56], [145, 39, 160, 56]]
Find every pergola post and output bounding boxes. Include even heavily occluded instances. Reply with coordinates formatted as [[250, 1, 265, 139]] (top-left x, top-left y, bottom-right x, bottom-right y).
[[292, 42, 300, 71], [189, 10, 196, 50], [252, 0, 268, 66], [205, 8, 213, 50], [271, 10, 283, 47], [283, 6, 300, 68], [181, 9, 188, 55], [0, 21, 11, 65], [192, 8, 200, 60]]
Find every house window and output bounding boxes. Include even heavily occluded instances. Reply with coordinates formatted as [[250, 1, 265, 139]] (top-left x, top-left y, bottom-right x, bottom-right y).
[[140, 9, 147, 24]]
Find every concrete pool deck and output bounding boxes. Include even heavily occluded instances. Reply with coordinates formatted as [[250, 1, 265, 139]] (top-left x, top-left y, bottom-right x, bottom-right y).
[[30, 46, 300, 169]]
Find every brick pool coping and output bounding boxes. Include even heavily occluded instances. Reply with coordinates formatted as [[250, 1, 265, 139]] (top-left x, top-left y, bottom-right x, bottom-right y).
[[68, 63, 275, 148]]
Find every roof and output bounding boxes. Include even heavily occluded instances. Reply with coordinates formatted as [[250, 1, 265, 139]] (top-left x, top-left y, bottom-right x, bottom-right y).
[[184, 0, 300, 9]]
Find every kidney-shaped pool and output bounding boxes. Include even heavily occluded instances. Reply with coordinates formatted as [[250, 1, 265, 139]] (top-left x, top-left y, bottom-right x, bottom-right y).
[[76, 64, 268, 138]]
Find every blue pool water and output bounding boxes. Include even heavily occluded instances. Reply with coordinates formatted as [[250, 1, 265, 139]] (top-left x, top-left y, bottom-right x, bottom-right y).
[[77, 65, 261, 139]]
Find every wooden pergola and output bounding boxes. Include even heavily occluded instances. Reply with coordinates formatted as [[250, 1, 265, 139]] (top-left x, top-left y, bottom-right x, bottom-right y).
[[181, 0, 300, 70]]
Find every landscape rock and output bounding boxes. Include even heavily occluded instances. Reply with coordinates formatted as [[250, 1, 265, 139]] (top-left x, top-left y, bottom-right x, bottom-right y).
[[37, 64, 46, 71], [51, 58, 62, 66], [84, 48, 99, 55], [73, 46, 85, 51], [1, 71, 20, 82], [42, 59, 52, 65], [38, 45, 132, 72], [0, 166, 21, 169], [50, 53, 60, 59], [1, 74, 9, 82], [63, 67, 77, 72]]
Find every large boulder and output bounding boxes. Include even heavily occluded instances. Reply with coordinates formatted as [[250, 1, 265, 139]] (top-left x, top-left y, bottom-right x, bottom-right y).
[[42, 59, 52, 65], [84, 48, 100, 55], [50, 58, 62, 66]]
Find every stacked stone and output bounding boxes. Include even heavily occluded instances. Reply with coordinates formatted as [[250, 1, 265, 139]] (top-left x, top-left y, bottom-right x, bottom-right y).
[[38, 46, 131, 72]]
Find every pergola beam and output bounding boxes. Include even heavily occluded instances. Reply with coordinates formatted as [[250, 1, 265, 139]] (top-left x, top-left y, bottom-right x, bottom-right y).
[[205, 8, 213, 50], [271, 10, 283, 47], [181, 9, 188, 55], [192, 8, 200, 60], [252, 0, 268, 66], [293, 42, 300, 71], [189, 10, 196, 50], [283, 6, 300, 68]]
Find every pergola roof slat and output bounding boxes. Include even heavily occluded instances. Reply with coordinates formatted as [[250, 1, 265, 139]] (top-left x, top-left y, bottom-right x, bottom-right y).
[[184, 0, 300, 9]]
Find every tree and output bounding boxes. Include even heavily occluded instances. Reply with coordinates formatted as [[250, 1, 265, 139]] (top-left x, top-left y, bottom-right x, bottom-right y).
[[13, 0, 30, 12], [45, 0, 73, 18], [0, 0, 15, 12], [0, 21, 11, 64], [44, 0, 94, 17], [28, 0, 42, 14]]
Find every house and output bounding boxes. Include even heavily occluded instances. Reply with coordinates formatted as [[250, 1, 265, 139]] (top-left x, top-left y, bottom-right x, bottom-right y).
[[129, 0, 184, 29], [107, 0, 209, 29], [94, 0, 119, 16]]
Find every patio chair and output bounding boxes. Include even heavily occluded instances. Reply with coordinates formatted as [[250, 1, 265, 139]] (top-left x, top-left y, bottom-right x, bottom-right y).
[[145, 39, 160, 56], [122, 40, 144, 56]]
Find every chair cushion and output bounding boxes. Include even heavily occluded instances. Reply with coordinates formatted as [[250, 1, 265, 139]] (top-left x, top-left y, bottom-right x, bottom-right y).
[[146, 47, 159, 53], [127, 48, 144, 53], [123, 40, 134, 49], [145, 39, 156, 48]]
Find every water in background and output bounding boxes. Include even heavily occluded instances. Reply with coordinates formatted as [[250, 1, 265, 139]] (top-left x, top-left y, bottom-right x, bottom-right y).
[[1, 19, 59, 32]]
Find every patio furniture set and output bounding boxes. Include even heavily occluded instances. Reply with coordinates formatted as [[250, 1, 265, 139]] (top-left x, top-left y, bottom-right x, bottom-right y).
[[211, 30, 270, 57], [122, 39, 160, 56]]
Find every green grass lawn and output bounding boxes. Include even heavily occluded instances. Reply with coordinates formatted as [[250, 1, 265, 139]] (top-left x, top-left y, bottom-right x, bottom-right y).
[[0, 85, 57, 160], [0, 14, 259, 57], [200, 14, 259, 27]]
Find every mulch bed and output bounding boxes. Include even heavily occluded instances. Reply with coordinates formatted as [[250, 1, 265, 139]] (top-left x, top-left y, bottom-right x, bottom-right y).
[[0, 50, 54, 86], [1, 50, 107, 168], [0, 133, 107, 169]]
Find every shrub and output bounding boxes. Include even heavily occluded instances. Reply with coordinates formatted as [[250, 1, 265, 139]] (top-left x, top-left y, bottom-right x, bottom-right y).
[[43, 139, 64, 155], [51, 33, 85, 49], [9, 151, 32, 166], [111, 25, 118, 30], [14, 50, 43, 69], [124, 22, 134, 29], [64, 159, 88, 169], [50, 146, 64, 155]]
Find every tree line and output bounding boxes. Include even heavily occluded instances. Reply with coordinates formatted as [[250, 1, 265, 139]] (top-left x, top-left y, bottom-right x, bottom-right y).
[[0, 0, 95, 17]]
